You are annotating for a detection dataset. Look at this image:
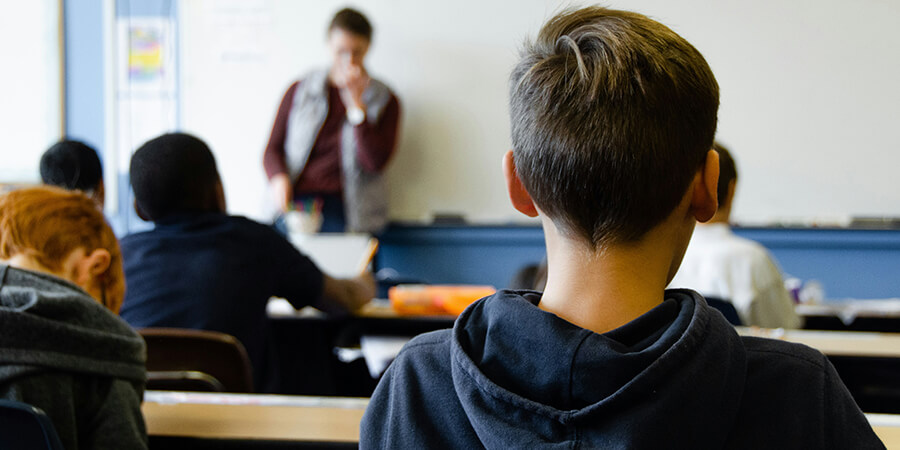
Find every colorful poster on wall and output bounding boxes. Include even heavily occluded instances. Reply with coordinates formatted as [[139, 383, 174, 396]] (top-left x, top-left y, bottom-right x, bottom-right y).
[[128, 26, 164, 83], [117, 18, 175, 93]]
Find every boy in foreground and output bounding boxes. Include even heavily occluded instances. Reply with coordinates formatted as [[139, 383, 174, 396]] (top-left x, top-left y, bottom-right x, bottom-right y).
[[360, 7, 882, 448]]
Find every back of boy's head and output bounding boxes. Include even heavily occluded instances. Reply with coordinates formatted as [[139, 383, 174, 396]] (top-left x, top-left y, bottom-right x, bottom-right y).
[[0, 186, 125, 313], [130, 133, 221, 221], [40, 140, 103, 193], [713, 141, 738, 209], [509, 7, 719, 247]]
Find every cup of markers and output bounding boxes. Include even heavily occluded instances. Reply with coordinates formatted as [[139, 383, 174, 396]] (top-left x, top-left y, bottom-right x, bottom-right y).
[[284, 198, 324, 235]]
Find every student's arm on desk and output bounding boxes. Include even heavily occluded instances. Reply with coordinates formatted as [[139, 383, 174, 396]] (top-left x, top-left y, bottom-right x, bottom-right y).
[[323, 272, 375, 312]]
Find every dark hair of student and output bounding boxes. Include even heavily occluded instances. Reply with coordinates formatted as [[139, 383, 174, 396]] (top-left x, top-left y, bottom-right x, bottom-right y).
[[713, 141, 738, 210], [508, 6, 720, 248], [130, 133, 221, 221], [329, 7, 372, 41], [40, 140, 103, 193]]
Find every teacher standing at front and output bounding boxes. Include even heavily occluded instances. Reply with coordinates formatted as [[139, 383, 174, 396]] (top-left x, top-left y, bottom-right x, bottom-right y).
[[264, 8, 400, 234]]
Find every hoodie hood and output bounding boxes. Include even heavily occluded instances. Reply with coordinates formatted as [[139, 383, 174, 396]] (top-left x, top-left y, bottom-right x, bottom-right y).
[[450, 289, 747, 448], [0, 264, 146, 384]]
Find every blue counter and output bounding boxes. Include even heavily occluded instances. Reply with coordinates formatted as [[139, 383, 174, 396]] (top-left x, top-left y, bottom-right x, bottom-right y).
[[376, 224, 900, 299]]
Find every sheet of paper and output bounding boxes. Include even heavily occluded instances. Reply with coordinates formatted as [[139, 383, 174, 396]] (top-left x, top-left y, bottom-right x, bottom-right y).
[[288, 233, 376, 278], [360, 335, 411, 378]]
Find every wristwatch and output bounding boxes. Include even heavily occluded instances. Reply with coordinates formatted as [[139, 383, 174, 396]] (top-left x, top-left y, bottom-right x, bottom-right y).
[[347, 106, 366, 126]]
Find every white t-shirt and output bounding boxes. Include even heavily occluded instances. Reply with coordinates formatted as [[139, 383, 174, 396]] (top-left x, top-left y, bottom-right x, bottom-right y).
[[670, 223, 802, 329]]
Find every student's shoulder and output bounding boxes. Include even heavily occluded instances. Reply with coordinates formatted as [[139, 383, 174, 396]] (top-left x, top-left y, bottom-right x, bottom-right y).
[[226, 215, 277, 232], [741, 336, 825, 370], [119, 228, 157, 246], [739, 335, 833, 400], [398, 329, 453, 357], [224, 215, 292, 243], [389, 330, 454, 373], [711, 231, 768, 257]]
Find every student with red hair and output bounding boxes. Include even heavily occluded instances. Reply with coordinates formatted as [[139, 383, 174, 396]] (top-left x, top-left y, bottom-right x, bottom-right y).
[[0, 186, 147, 449]]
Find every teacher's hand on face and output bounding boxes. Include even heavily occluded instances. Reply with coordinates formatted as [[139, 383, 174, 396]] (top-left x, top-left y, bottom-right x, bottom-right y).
[[336, 63, 370, 112], [271, 173, 293, 212]]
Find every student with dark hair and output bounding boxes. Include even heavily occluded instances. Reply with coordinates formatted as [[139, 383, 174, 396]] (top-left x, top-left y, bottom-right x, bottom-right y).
[[120, 133, 374, 392], [360, 7, 882, 448], [0, 186, 146, 449], [670, 142, 802, 328], [40, 139, 105, 208], [264, 7, 400, 233]]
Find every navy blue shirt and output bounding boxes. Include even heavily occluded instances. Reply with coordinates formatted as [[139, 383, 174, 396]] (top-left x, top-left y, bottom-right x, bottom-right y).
[[119, 213, 324, 391]]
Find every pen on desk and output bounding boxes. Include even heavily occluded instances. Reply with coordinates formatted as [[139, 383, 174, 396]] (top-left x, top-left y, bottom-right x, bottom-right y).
[[358, 239, 379, 274]]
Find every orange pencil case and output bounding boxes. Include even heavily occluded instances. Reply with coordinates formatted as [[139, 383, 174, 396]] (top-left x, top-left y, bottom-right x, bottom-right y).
[[388, 285, 496, 316]]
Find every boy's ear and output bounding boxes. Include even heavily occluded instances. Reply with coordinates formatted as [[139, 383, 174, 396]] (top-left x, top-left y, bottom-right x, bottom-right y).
[[74, 248, 111, 287], [502, 150, 538, 217], [84, 249, 112, 277], [691, 149, 719, 222]]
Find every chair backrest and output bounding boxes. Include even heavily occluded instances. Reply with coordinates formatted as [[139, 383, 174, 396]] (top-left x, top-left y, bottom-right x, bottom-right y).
[[705, 297, 743, 326], [0, 400, 65, 450], [139, 328, 254, 393]]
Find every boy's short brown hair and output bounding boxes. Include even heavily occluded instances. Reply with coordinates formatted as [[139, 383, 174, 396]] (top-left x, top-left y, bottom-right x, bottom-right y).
[[510, 7, 719, 247]]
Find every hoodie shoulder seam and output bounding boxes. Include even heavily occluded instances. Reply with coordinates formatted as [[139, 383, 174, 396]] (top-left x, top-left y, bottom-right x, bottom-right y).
[[744, 343, 824, 369]]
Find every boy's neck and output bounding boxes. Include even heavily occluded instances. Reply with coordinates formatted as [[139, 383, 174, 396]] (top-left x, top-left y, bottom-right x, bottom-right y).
[[537, 216, 692, 335]]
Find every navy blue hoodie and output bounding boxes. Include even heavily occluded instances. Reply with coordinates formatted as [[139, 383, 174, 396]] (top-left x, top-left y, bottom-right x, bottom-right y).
[[361, 290, 883, 449]]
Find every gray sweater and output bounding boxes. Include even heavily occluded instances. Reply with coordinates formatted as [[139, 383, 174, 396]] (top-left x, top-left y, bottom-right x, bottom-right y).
[[0, 264, 148, 449]]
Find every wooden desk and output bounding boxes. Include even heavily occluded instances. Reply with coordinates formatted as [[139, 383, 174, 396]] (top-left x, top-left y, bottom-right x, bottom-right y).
[[269, 298, 455, 321], [266, 299, 455, 397], [143, 391, 367, 442], [737, 328, 900, 358], [144, 392, 898, 448], [798, 300, 900, 333], [869, 414, 900, 449]]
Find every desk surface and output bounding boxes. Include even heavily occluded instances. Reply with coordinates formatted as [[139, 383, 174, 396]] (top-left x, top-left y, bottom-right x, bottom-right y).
[[737, 328, 900, 358], [268, 297, 456, 321], [797, 299, 900, 319], [869, 414, 900, 449], [143, 391, 367, 442], [144, 391, 898, 446]]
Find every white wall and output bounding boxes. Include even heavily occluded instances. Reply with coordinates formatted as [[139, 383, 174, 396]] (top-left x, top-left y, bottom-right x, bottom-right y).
[[179, 0, 900, 225], [0, 0, 62, 182]]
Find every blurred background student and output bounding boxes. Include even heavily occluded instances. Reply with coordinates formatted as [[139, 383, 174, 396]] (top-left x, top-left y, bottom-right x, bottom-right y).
[[40, 139, 105, 209], [0, 186, 147, 449], [669, 142, 802, 328], [120, 133, 374, 393], [264, 7, 400, 234]]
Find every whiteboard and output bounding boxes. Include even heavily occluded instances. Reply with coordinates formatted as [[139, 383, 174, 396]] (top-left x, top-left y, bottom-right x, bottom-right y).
[[179, 0, 900, 225], [0, 0, 62, 183]]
